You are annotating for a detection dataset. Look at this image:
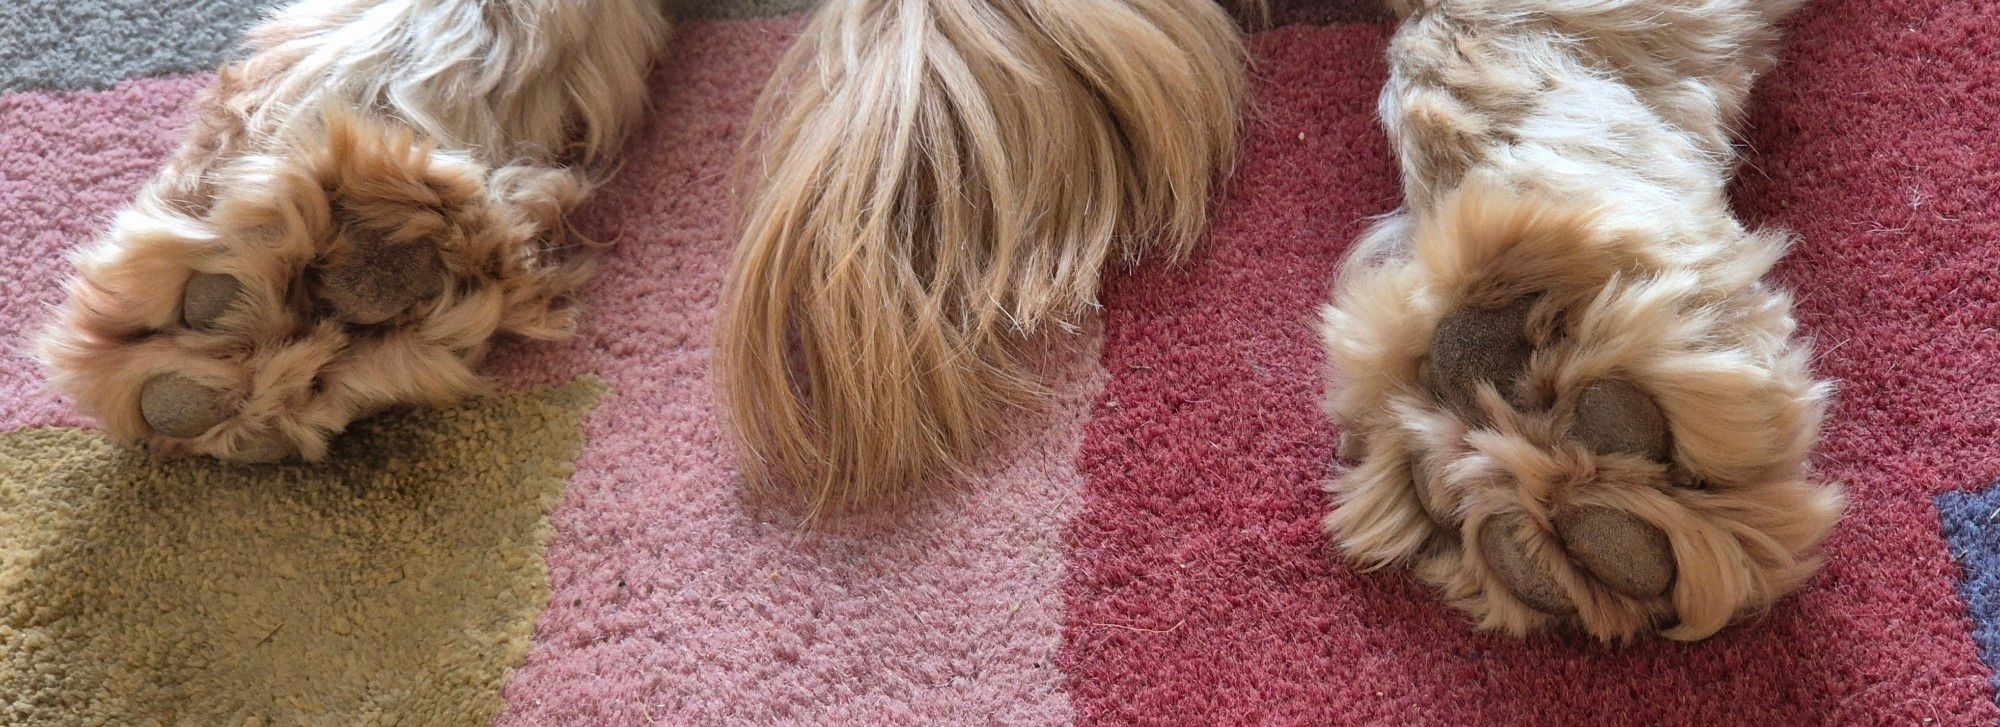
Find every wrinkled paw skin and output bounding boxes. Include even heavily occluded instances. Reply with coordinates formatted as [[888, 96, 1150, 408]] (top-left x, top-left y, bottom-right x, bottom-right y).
[[35, 113, 591, 464], [1320, 185, 1845, 642]]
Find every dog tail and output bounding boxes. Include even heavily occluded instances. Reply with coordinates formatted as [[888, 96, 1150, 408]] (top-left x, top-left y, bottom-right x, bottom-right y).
[[717, 0, 1250, 514]]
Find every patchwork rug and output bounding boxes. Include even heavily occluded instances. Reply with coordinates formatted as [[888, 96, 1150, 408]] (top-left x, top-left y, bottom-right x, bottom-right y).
[[4, 0, 1999, 723]]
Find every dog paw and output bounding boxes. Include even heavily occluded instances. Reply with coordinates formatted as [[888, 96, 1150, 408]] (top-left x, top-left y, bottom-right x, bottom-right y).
[[1321, 184, 1843, 641], [38, 113, 590, 462]]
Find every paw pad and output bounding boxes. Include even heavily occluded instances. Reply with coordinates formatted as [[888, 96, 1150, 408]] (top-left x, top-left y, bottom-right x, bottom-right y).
[[1422, 297, 1535, 421], [1479, 512, 1576, 615], [139, 374, 233, 439], [1432, 298, 1681, 615], [180, 272, 243, 329], [1555, 506, 1674, 598], [1479, 506, 1676, 616], [1573, 380, 1669, 460], [316, 239, 446, 325]]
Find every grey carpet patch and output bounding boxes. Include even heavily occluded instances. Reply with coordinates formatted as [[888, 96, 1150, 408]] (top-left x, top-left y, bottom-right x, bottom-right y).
[[0, 0, 1379, 94], [0, 0, 813, 94], [0, 0, 272, 93]]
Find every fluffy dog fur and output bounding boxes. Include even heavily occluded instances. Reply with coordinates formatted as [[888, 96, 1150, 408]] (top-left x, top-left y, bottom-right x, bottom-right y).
[[719, 0, 1250, 513], [37, 0, 669, 461], [1320, 0, 1844, 641]]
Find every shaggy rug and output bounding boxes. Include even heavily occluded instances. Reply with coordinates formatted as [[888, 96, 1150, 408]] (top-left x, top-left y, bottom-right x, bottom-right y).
[[3, 0, 1998, 724]]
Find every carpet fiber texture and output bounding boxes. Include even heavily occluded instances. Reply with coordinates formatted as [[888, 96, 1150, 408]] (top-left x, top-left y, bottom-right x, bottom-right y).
[[0, 380, 601, 724], [1, 0, 1998, 724]]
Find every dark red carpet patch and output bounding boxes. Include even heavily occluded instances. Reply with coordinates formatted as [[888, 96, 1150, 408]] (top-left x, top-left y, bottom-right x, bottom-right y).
[[1062, 3, 2000, 721]]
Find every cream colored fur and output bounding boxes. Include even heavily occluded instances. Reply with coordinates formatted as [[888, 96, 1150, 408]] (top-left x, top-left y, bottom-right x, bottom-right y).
[[1321, 0, 1844, 640], [37, 0, 669, 461], [718, 0, 1249, 513]]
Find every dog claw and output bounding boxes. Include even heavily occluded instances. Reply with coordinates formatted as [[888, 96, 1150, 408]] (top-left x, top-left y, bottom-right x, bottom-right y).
[[1574, 380, 1670, 460], [1556, 506, 1675, 598], [181, 272, 243, 329], [1424, 298, 1535, 422], [139, 374, 233, 438], [1479, 512, 1575, 614]]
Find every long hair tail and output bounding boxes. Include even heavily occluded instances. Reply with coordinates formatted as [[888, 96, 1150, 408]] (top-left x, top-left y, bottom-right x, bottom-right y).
[[718, 0, 1250, 513]]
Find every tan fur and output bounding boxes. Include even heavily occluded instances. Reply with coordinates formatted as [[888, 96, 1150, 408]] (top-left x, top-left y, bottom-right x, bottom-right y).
[[1321, 0, 1842, 641], [718, 0, 1250, 513], [37, 0, 669, 461]]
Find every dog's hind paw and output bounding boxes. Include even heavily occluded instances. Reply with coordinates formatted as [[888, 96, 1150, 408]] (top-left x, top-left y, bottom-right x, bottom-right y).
[[37, 113, 590, 463], [1320, 183, 1843, 641]]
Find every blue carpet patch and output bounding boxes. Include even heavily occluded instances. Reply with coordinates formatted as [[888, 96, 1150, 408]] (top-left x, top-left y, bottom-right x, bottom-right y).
[[1938, 482, 2000, 703]]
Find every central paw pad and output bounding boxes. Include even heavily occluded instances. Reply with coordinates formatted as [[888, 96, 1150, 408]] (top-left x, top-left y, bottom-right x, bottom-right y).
[[315, 237, 447, 325]]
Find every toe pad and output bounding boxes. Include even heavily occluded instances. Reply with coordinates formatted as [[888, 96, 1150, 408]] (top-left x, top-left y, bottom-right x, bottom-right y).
[[180, 273, 243, 329], [1556, 506, 1676, 598], [139, 374, 232, 438], [1574, 380, 1670, 460], [1479, 513, 1575, 615]]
